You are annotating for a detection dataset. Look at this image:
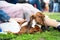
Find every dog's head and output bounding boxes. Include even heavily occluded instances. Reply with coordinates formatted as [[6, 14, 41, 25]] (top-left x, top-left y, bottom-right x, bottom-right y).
[[30, 12, 45, 25], [30, 12, 45, 27], [30, 12, 49, 31], [35, 12, 45, 25]]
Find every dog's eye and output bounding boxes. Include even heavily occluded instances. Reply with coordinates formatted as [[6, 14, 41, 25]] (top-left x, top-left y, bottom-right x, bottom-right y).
[[37, 22, 40, 24], [39, 16, 42, 19], [38, 16, 40, 18]]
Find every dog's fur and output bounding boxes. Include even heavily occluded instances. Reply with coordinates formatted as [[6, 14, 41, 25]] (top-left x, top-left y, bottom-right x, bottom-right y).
[[17, 21, 42, 34], [16, 12, 45, 34]]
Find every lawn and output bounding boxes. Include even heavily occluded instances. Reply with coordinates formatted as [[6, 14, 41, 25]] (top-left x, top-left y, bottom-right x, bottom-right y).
[[0, 12, 60, 40]]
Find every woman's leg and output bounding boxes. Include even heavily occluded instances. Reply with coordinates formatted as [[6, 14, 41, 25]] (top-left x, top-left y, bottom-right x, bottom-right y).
[[44, 16, 60, 27]]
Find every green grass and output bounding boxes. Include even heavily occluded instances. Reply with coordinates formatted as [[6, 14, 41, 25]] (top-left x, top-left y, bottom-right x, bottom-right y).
[[0, 12, 60, 40]]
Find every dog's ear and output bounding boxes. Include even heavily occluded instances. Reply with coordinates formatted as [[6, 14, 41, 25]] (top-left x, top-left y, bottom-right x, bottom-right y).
[[30, 15, 36, 21], [35, 12, 45, 25], [36, 12, 45, 18]]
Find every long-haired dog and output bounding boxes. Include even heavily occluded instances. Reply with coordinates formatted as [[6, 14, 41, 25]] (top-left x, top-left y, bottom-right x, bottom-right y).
[[17, 12, 48, 34]]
